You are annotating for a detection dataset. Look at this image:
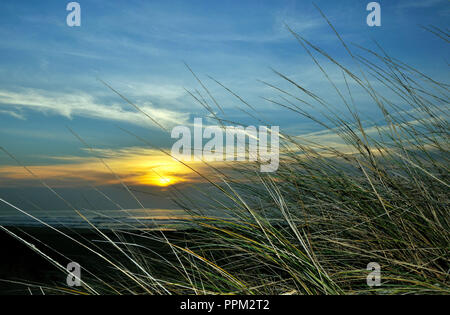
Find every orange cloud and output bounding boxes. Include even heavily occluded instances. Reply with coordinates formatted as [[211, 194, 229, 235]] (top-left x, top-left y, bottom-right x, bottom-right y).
[[0, 147, 211, 188]]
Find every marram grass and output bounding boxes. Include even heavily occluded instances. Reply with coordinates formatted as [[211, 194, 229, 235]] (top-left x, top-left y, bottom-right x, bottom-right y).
[[2, 20, 449, 295]]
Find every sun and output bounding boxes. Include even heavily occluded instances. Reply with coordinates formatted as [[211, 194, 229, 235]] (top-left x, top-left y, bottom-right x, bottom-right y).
[[139, 174, 180, 187], [157, 177, 173, 186], [124, 158, 189, 187]]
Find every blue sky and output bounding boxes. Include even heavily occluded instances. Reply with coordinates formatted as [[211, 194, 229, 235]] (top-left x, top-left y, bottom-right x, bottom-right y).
[[0, 0, 448, 194]]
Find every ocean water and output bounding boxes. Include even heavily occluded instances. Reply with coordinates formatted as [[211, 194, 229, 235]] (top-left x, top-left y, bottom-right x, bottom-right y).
[[0, 208, 195, 230]]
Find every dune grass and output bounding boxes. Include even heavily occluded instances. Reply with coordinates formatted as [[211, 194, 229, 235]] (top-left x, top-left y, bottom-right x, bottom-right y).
[[1, 16, 449, 295]]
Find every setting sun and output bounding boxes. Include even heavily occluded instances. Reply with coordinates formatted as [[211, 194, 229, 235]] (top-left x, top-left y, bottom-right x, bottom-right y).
[[157, 177, 175, 186], [137, 172, 183, 187]]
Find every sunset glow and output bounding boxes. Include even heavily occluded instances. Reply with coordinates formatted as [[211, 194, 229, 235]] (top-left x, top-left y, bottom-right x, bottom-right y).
[[0, 148, 200, 188], [140, 174, 181, 187]]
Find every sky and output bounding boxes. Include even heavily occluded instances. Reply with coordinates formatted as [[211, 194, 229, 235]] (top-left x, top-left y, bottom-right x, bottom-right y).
[[0, 0, 448, 215]]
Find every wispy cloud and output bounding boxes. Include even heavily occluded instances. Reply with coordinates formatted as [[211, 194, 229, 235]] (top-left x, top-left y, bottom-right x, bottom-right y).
[[0, 88, 189, 129], [0, 109, 25, 120]]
